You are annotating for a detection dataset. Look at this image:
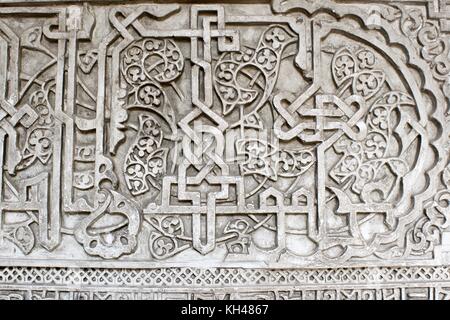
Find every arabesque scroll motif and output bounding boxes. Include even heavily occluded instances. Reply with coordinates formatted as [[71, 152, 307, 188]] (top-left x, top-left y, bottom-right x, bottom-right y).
[[0, 0, 450, 300]]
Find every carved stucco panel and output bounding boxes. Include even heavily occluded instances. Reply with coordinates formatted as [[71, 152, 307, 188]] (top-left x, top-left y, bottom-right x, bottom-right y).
[[0, 0, 450, 299]]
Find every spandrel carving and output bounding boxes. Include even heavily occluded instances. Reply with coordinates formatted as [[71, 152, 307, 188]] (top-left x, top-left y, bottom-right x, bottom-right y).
[[0, 0, 450, 300]]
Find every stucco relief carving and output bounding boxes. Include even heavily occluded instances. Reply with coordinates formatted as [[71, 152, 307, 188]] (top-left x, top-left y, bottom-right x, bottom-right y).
[[1, 0, 450, 299]]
